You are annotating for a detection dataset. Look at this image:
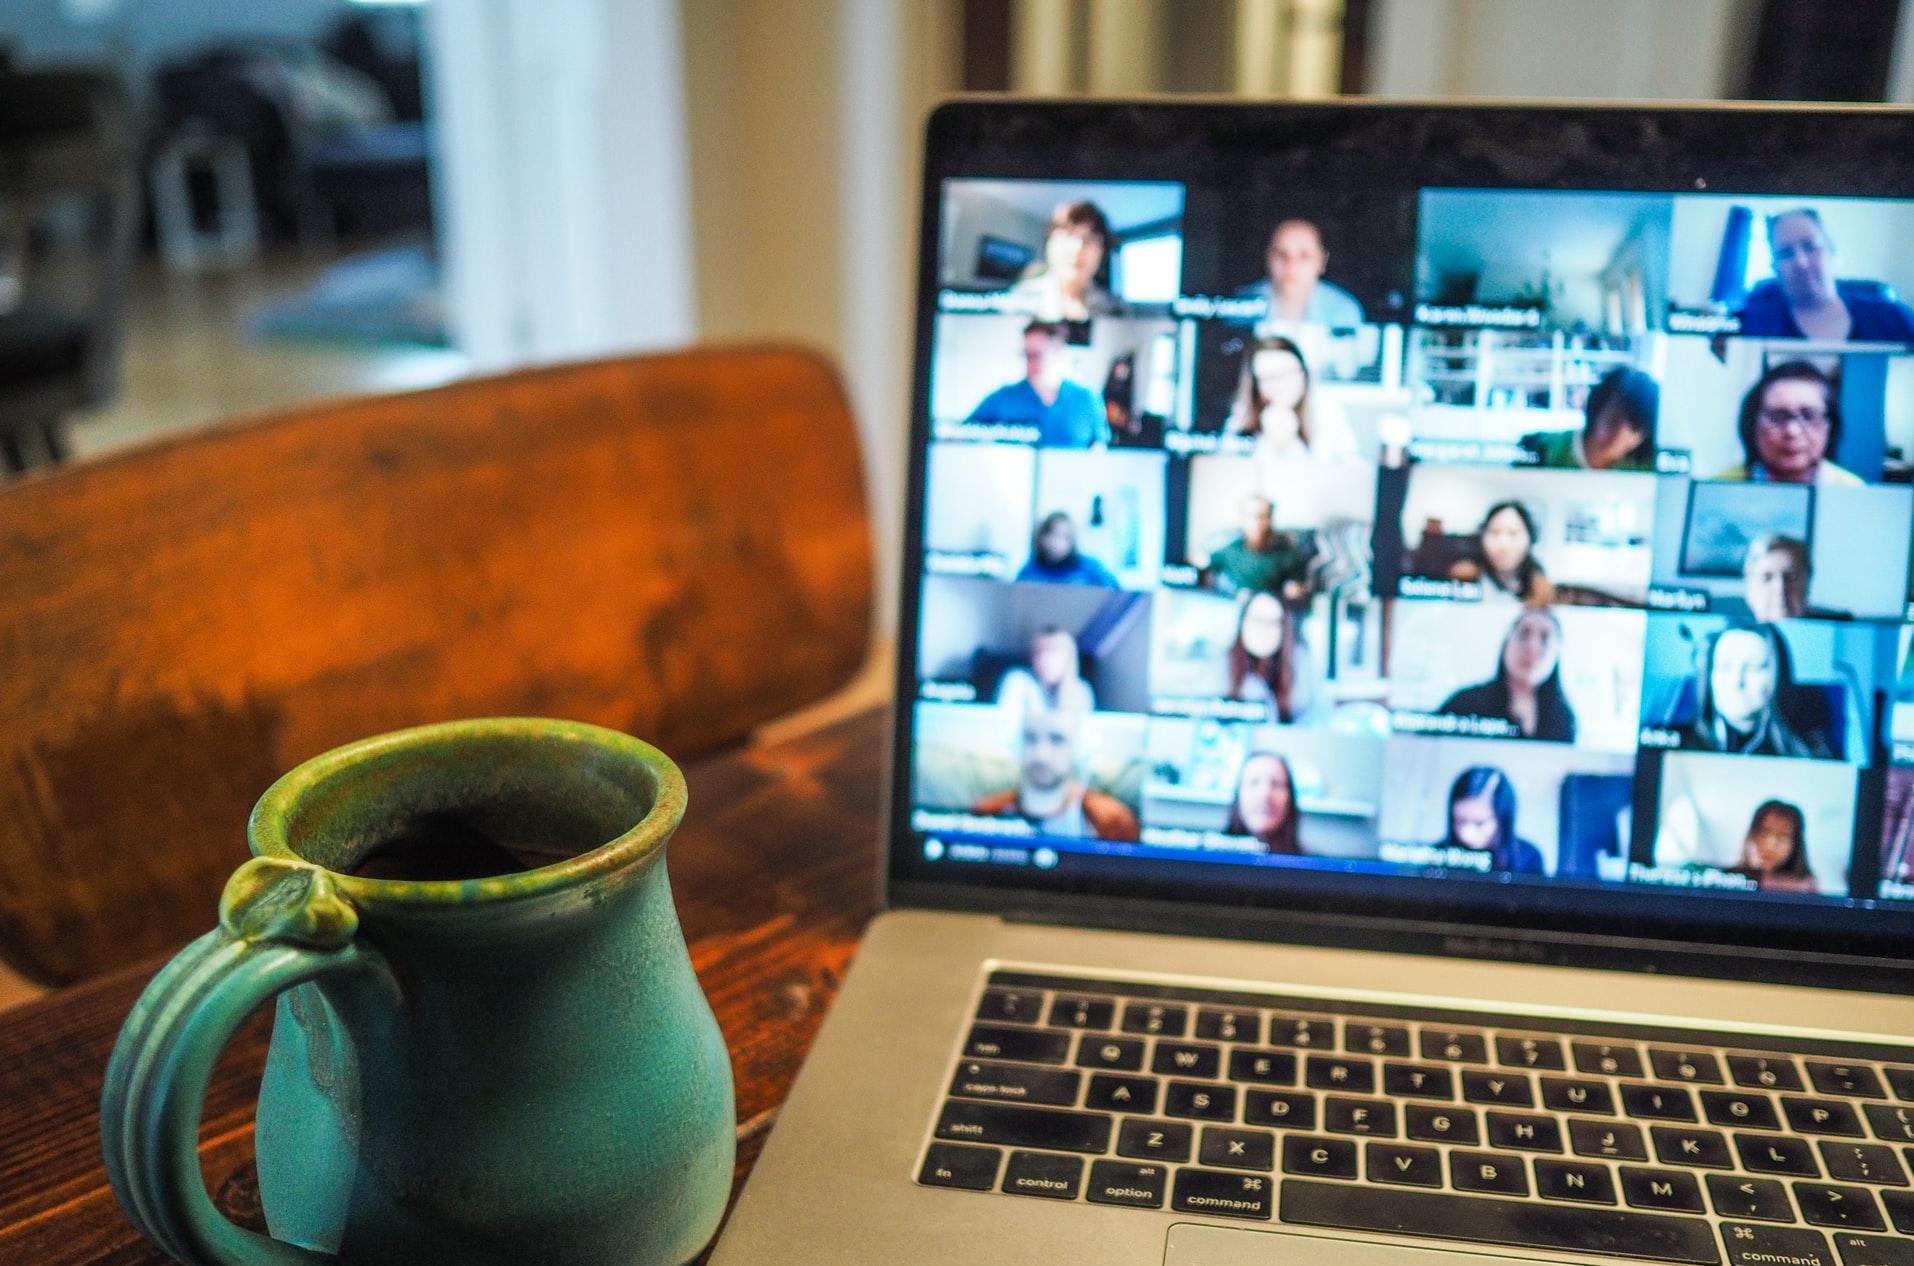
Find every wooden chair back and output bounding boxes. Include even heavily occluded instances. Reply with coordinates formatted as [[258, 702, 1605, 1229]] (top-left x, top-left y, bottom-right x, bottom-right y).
[[0, 345, 873, 984]]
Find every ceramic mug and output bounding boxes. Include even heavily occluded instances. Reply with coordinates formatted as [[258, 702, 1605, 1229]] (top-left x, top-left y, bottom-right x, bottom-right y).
[[101, 718, 735, 1266]]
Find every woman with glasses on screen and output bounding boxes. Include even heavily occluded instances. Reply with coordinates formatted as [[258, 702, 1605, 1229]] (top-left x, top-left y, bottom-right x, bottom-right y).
[[1678, 624, 1834, 759], [1225, 751, 1302, 854], [1734, 209, 1914, 343], [1438, 607, 1577, 742], [1715, 361, 1861, 486]]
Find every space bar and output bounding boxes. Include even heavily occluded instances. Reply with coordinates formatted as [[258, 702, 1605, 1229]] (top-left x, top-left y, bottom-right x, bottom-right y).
[[1281, 1181, 1720, 1265]]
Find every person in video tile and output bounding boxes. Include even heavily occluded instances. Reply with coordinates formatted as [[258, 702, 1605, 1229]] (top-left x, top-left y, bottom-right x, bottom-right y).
[[1006, 200, 1123, 321], [1726, 799, 1818, 894], [1224, 751, 1302, 854], [1741, 535, 1813, 622], [1235, 219, 1365, 328], [965, 320, 1107, 448], [1735, 209, 1914, 342], [1447, 501, 1554, 605], [1678, 624, 1833, 758], [1228, 590, 1320, 724], [970, 706, 1140, 841], [1715, 361, 1859, 486], [1016, 511, 1119, 587], [1439, 607, 1577, 742], [1432, 766, 1545, 875], [996, 626, 1098, 716], [1203, 493, 1310, 600], [1519, 367, 1660, 472]]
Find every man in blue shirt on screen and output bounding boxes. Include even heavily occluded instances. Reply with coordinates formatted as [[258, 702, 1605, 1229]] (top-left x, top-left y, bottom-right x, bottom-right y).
[[965, 320, 1107, 447]]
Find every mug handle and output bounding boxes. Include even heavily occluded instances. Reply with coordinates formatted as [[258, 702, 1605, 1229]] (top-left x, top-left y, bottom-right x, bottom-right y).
[[102, 857, 392, 1266]]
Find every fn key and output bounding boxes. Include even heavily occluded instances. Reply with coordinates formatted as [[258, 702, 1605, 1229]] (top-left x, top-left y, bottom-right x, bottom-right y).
[[918, 1142, 1001, 1191]]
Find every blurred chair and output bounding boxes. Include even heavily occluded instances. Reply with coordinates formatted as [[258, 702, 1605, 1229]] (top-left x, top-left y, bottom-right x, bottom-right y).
[[0, 346, 873, 985], [0, 69, 141, 474]]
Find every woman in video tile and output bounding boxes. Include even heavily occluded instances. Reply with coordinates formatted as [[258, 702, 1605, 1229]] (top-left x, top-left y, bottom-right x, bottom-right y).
[[1224, 335, 1356, 520], [1006, 200, 1123, 322], [1446, 501, 1554, 604], [1734, 209, 1914, 343], [1433, 767, 1546, 875], [1016, 511, 1119, 587], [1679, 624, 1834, 758], [996, 626, 1098, 716], [1227, 591, 1320, 724], [1438, 607, 1577, 742], [1726, 799, 1818, 894], [1715, 361, 1861, 486], [1519, 366, 1659, 473], [1224, 750, 1302, 854]]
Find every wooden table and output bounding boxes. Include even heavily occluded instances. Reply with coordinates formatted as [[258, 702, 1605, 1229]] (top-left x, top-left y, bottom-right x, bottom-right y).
[[0, 705, 888, 1265]]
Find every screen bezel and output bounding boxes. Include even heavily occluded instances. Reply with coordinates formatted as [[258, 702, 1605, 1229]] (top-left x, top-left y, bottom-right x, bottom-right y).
[[888, 97, 1914, 989]]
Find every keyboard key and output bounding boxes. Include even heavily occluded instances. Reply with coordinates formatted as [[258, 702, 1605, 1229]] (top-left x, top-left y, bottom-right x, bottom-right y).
[[1226, 1048, 1298, 1085], [1624, 1084, 1699, 1121], [1884, 1189, 1914, 1234], [1807, 1062, 1887, 1100], [1421, 1028, 1489, 1064], [1172, 1167, 1274, 1220], [934, 1100, 1112, 1153], [1796, 1182, 1886, 1231], [1819, 1141, 1909, 1187], [1195, 1008, 1259, 1044], [1405, 1103, 1480, 1145], [1702, 1090, 1783, 1131], [1571, 1118, 1648, 1161], [1739, 1133, 1822, 1177], [1243, 1089, 1315, 1130], [976, 988, 1043, 1024], [1383, 1062, 1455, 1099], [1001, 1150, 1082, 1200], [1075, 1034, 1145, 1071], [949, 1060, 1081, 1106], [1496, 1034, 1567, 1070], [1451, 1149, 1529, 1196], [1487, 1111, 1562, 1152], [1621, 1166, 1705, 1214], [1199, 1126, 1275, 1171], [1266, 1014, 1332, 1049], [1120, 1001, 1188, 1038], [1305, 1056, 1376, 1093], [1729, 1054, 1806, 1092], [1536, 1159, 1618, 1204], [1830, 1231, 1914, 1265], [1542, 1076, 1616, 1115], [1085, 1158, 1167, 1209], [1886, 1068, 1914, 1101], [1653, 1126, 1733, 1169], [1706, 1174, 1795, 1222], [1786, 1098, 1867, 1137], [1282, 1178, 1719, 1263], [1463, 1069, 1535, 1107], [1163, 1080, 1235, 1121], [1368, 1142, 1443, 1188], [1575, 1041, 1646, 1078], [1345, 1022, 1411, 1057], [1152, 1041, 1222, 1079], [1084, 1073, 1157, 1114], [917, 1142, 1001, 1191], [964, 1024, 1070, 1064], [1719, 1224, 1831, 1266], [1282, 1135, 1357, 1179], [1864, 1103, 1914, 1143], [1650, 1049, 1725, 1085], [1116, 1117, 1191, 1162], [1048, 995, 1115, 1029], [1324, 1096, 1397, 1137]]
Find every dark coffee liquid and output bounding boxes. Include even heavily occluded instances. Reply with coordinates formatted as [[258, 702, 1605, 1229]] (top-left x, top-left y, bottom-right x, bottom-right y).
[[349, 812, 537, 881]]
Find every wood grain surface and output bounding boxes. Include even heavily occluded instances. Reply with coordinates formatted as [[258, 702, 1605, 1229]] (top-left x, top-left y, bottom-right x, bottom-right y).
[[0, 704, 888, 1266], [0, 345, 872, 986]]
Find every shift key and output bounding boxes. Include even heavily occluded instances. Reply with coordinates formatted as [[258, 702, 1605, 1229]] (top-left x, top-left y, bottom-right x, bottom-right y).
[[949, 1060, 1081, 1106], [936, 1099, 1113, 1153]]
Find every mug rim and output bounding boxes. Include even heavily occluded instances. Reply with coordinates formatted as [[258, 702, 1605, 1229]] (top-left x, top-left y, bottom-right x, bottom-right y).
[[247, 717, 688, 907]]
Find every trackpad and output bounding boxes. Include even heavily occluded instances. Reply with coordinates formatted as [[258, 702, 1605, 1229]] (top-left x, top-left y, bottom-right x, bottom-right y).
[[1166, 1224, 1552, 1265]]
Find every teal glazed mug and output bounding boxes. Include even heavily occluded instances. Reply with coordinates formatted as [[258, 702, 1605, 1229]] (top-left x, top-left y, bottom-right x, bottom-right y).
[[101, 718, 735, 1266]]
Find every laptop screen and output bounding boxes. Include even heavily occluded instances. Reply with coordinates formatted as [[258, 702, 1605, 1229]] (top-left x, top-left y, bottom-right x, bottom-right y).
[[893, 102, 1914, 961]]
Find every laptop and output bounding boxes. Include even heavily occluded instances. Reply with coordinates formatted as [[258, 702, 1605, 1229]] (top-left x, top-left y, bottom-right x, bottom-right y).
[[711, 99, 1914, 1266]]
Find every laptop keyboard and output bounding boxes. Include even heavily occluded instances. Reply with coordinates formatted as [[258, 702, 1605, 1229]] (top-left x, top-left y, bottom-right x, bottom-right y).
[[915, 969, 1914, 1265]]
